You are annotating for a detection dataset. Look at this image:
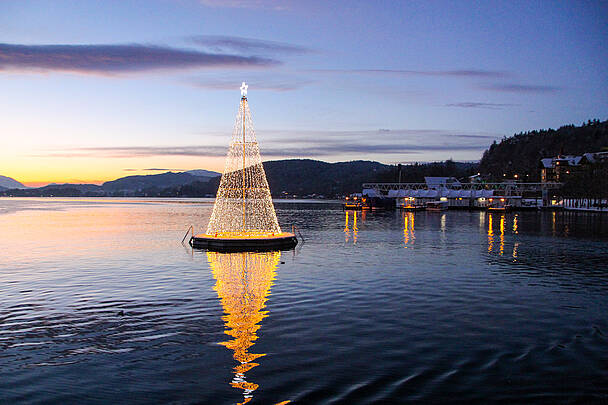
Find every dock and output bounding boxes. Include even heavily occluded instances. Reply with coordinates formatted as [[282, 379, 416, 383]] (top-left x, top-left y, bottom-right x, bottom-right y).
[[361, 181, 563, 210]]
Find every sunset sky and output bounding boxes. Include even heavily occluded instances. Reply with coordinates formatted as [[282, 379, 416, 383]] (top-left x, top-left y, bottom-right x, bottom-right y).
[[1, 0, 606, 186]]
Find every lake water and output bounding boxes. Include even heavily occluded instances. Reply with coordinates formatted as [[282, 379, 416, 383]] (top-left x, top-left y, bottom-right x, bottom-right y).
[[1, 198, 607, 404]]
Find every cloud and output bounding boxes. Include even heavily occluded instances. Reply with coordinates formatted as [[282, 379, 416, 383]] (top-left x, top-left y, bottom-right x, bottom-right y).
[[312, 68, 509, 79], [190, 35, 310, 55], [452, 134, 498, 139], [38, 146, 229, 158], [261, 128, 501, 143], [445, 102, 520, 109], [39, 143, 483, 159], [479, 83, 560, 94], [37, 128, 500, 159], [123, 168, 181, 172], [0, 43, 279, 75], [186, 76, 312, 92]]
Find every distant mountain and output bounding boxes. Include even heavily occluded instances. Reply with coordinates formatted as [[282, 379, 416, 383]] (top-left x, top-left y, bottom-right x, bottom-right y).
[[479, 119, 608, 181], [102, 172, 200, 192], [0, 175, 28, 189], [0, 183, 104, 197], [185, 169, 220, 178], [263, 159, 391, 197], [0, 159, 477, 198], [39, 183, 102, 191]]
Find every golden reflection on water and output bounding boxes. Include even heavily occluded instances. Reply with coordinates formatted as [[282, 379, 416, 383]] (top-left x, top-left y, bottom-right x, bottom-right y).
[[344, 210, 350, 242], [403, 212, 415, 248], [353, 211, 358, 244], [343, 210, 360, 244], [485, 213, 520, 259], [487, 213, 494, 253], [207, 251, 281, 404], [499, 214, 505, 256], [0, 202, 171, 266], [487, 213, 505, 255]]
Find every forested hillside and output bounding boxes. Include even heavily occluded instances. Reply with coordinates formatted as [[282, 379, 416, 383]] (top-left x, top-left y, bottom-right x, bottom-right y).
[[263, 159, 389, 196], [479, 119, 608, 181]]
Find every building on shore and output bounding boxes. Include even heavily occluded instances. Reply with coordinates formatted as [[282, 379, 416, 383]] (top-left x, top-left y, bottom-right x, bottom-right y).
[[541, 151, 608, 212], [364, 177, 547, 211], [541, 151, 608, 183], [360, 152, 608, 212]]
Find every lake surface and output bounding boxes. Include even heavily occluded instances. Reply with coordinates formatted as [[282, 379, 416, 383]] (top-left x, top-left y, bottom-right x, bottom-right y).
[[1, 198, 607, 404]]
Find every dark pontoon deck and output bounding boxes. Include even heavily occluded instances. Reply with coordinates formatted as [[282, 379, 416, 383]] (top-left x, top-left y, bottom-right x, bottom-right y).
[[190, 232, 298, 252]]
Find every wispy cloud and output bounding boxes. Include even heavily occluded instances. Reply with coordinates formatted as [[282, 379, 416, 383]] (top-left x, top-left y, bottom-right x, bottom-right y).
[[312, 68, 509, 79], [0, 43, 278, 75], [445, 102, 520, 109], [38, 146, 228, 158], [37, 128, 501, 159], [452, 134, 498, 139], [479, 83, 560, 94], [190, 35, 310, 55], [38, 144, 484, 158], [186, 76, 312, 92], [123, 168, 182, 172]]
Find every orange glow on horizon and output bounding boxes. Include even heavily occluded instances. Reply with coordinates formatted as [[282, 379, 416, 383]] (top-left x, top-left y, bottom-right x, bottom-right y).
[[1, 152, 225, 187]]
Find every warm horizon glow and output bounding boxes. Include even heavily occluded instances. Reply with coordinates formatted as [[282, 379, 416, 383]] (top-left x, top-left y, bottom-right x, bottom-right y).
[[4, 155, 226, 186]]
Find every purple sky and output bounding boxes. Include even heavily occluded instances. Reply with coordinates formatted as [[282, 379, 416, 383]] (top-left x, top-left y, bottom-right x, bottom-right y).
[[0, 0, 606, 184]]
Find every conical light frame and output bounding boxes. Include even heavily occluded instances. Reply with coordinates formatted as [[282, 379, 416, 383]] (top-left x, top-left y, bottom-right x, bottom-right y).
[[206, 95, 281, 237]]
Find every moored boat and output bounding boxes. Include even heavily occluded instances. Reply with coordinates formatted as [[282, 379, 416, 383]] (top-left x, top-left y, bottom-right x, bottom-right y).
[[342, 194, 366, 210]]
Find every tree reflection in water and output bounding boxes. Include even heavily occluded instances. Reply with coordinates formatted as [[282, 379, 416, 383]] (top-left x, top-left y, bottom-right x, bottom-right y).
[[207, 251, 281, 404]]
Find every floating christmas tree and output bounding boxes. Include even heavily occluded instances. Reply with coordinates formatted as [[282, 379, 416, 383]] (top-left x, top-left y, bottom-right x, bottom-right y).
[[191, 83, 297, 251]]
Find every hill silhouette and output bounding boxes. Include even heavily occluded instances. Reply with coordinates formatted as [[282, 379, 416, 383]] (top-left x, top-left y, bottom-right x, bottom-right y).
[[479, 119, 608, 181], [0, 175, 27, 189], [0, 159, 478, 197]]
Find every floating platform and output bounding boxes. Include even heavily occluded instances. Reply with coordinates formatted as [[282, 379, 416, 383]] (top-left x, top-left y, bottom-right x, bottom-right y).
[[190, 231, 298, 252], [488, 205, 512, 213], [398, 205, 425, 211], [342, 203, 364, 210]]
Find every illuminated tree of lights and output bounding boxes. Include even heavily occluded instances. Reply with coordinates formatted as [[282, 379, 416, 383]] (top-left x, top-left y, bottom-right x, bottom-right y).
[[208, 250, 281, 404], [206, 82, 281, 237]]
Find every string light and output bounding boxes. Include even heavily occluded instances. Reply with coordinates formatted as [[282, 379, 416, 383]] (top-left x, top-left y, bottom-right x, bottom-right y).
[[208, 250, 280, 403], [206, 84, 282, 237]]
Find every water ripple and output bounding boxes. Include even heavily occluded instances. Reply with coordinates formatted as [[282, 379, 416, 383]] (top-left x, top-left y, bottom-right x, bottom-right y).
[[0, 200, 607, 404]]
